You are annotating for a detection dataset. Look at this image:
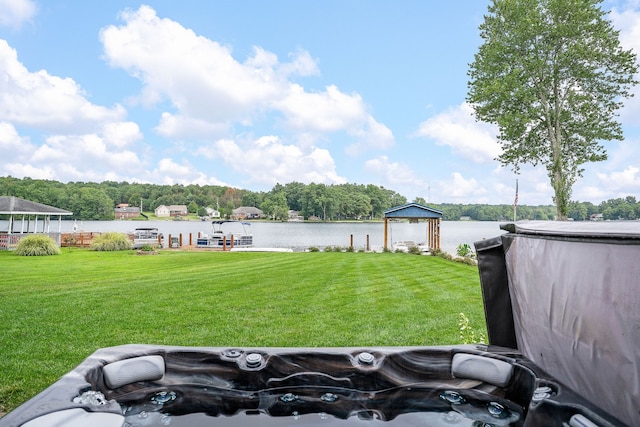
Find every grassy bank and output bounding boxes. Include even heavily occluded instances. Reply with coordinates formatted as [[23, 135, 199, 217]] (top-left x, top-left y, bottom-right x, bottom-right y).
[[0, 249, 485, 412]]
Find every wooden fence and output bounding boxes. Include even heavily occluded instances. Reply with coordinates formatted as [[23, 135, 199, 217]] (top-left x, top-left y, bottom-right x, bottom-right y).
[[60, 232, 137, 248]]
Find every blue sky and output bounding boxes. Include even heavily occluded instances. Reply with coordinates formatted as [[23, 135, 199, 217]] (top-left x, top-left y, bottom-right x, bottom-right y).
[[1, 0, 639, 205]]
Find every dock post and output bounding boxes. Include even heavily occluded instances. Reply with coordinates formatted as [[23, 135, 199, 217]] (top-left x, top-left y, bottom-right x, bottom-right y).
[[179, 234, 183, 247], [350, 234, 354, 250], [366, 234, 370, 251]]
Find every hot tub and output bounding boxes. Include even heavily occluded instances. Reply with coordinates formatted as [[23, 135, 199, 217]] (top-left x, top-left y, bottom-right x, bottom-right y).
[[0, 344, 622, 426]]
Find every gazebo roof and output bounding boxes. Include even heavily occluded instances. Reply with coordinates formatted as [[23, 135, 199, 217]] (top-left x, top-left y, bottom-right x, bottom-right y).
[[384, 202, 442, 219], [0, 196, 73, 216]]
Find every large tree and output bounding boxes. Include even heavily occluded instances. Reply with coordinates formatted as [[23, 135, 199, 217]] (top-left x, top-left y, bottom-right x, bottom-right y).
[[467, 0, 638, 219]]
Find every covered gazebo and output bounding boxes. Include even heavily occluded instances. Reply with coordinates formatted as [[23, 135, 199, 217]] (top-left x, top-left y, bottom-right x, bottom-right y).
[[383, 203, 443, 251], [0, 196, 73, 249]]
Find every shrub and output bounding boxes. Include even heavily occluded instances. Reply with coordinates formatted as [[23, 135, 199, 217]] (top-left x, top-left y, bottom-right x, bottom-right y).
[[346, 246, 354, 252], [456, 243, 476, 259], [407, 245, 422, 255], [90, 232, 133, 251], [457, 257, 478, 266], [14, 235, 60, 256], [458, 312, 486, 344], [308, 246, 320, 252], [431, 249, 453, 261], [323, 246, 332, 252]]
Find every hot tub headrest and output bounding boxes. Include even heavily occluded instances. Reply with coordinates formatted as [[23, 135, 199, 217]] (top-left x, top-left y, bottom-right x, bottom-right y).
[[103, 355, 165, 389], [21, 408, 124, 427], [451, 353, 513, 387]]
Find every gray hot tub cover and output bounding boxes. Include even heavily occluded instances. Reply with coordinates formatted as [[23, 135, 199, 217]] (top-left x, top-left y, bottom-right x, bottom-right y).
[[475, 220, 640, 426]]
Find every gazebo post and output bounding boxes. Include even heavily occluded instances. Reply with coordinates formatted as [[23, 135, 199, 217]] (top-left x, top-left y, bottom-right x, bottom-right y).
[[383, 217, 389, 250]]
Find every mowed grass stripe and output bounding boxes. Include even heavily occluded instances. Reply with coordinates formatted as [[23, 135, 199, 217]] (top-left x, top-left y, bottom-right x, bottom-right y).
[[0, 250, 485, 412]]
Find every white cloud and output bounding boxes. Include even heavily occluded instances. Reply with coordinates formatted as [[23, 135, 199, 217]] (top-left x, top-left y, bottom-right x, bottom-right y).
[[151, 158, 227, 186], [0, 121, 32, 156], [364, 156, 432, 201], [597, 165, 640, 192], [611, 5, 640, 55], [345, 117, 395, 155], [0, 40, 125, 133], [365, 155, 427, 187], [0, 121, 147, 183], [4, 163, 56, 180], [155, 112, 231, 139], [102, 121, 143, 149], [101, 6, 282, 122], [197, 135, 347, 187], [0, 0, 36, 29], [435, 172, 488, 201], [280, 49, 321, 77], [100, 5, 393, 153], [610, 5, 640, 124], [415, 102, 501, 163]]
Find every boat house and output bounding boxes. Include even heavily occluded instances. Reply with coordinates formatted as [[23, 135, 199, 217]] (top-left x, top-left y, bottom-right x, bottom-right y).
[[0, 196, 73, 250], [383, 203, 443, 251]]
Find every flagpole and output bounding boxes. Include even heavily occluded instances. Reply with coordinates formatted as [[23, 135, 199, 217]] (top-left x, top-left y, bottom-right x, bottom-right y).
[[513, 179, 518, 222]]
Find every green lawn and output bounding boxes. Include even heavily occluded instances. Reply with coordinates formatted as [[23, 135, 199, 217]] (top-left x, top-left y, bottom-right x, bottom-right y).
[[0, 249, 485, 412]]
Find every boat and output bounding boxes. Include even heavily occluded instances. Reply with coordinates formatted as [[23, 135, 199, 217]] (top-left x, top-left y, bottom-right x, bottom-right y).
[[132, 227, 162, 249], [392, 240, 430, 253], [196, 220, 253, 249]]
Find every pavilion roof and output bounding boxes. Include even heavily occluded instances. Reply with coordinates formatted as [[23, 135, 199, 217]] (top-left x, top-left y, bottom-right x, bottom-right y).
[[384, 202, 442, 219], [0, 196, 73, 216]]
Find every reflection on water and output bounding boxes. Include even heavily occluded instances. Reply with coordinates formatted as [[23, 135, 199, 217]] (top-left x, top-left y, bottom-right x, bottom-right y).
[[0, 220, 506, 254], [118, 385, 522, 426]]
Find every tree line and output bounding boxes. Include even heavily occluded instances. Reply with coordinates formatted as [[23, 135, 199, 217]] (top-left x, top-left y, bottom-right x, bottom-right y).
[[1, 176, 638, 222]]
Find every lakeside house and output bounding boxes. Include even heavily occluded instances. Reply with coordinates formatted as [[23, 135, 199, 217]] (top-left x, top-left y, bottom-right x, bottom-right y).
[[205, 207, 221, 218], [231, 206, 264, 220], [154, 204, 188, 218], [288, 210, 304, 222], [114, 204, 141, 219]]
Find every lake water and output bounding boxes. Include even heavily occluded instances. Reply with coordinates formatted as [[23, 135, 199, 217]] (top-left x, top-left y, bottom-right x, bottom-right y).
[[1, 219, 506, 254]]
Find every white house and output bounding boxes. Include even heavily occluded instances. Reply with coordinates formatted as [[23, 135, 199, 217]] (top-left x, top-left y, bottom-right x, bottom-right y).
[[205, 207, 221, 218], [154, 205, 170, 217]]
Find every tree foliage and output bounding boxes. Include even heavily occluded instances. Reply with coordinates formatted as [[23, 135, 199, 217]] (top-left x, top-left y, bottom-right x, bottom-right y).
[[467, 0, 638, 219], [2, 176, 638, 222]]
